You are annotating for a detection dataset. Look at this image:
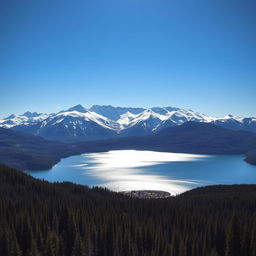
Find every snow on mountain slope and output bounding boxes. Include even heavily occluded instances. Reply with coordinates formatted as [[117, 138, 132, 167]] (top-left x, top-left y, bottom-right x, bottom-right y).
[[123, 109, 167, 126], [118, 108, 213, 130], [37, 110, 119, 141], [1, 104, 256, 141], [0, 108, 120, 141], [117, 112, 138, 127], [119, 109, 172, 136], [166, 109, 215, 124], [89, 105, 145, 121], [150, 107, 180, 115], [212, 115, 256, 133], [42, 110, 120, 130], [0, 112, 49, 129], [65, 104, 87, 113], [117, 107, 256, 135]]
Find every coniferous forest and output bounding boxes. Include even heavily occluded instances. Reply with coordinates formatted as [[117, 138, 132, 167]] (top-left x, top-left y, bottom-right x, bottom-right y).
[[0, 164, 256, 256]]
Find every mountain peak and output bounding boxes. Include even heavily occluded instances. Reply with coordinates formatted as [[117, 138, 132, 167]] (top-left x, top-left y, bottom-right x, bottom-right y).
[[67, 104, 87, 113], [23, 111, 41, 118], [165, 106, 180, 112], [5, 114, 17, 119]]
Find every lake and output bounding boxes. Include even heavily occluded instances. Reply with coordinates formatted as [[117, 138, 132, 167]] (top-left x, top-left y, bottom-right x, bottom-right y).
[[26, 150, 256, 195]]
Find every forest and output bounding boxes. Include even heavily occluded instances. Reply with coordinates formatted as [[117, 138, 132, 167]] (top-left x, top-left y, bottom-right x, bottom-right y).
[[0, 164, 256, 256]]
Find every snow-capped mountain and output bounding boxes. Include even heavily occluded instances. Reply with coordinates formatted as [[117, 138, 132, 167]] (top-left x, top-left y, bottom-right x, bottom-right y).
[[89, 105, 145, 121], [0, 104, 255, 141], [212, 115, 256, 132], [65, 104, 87, 113], [36, 110, 119, 141], [0, 112, 51, 135], [0, 112, 49, 129], [119, 109, 168, 136]]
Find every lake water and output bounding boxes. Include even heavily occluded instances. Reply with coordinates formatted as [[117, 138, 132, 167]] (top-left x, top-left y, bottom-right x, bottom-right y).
[[26, 150, 256, 195]]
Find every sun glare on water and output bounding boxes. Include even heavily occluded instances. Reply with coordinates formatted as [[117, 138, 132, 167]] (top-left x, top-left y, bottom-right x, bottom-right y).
[[74, 150, 210, 195]]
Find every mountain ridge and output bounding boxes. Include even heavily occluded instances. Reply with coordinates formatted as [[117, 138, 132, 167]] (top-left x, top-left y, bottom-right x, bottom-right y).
[[1, 104, 256, 141]]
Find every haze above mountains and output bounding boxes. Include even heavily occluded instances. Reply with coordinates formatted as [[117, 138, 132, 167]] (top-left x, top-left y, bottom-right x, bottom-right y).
[[1, 104, 256, 142]]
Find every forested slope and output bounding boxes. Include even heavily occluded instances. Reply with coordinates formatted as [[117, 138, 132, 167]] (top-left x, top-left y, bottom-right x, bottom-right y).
[[0, 165, 256, 256], [0, 127, 78, 170]]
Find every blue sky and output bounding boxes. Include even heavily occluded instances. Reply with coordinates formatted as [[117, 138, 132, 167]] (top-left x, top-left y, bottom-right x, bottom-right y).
[[1, 0, 255, 118]]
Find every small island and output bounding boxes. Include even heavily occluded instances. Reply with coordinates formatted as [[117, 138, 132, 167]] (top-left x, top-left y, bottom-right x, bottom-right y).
[[121, 190, 171, 199]]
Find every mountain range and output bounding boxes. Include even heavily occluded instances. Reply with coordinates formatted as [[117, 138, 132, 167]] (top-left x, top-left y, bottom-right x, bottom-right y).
[[1, 104, 256, 141]]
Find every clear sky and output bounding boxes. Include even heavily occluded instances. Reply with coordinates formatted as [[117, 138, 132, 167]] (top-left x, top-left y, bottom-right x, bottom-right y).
[[1, 0, 256, 118]]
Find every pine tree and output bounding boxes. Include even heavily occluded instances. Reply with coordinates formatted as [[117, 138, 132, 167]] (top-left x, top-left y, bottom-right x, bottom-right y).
[[225, 215, 241, 256], [11, 237, 22, 256], [71, 233, 87, 256], [209, 247, 219, 256], [44, 229, 58, 256]]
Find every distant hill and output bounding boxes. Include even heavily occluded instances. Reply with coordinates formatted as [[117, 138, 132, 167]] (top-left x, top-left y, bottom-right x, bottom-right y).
[[0, 127, 78, 170], [1, 164, 256, 256], [1, 122, 256, 170], [138, 122, 256, 154], [79, 121, 256, 155]]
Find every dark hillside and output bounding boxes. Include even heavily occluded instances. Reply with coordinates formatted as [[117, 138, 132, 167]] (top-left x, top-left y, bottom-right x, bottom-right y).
[[79, 121, 256, 155], [1, 165, 256, 256], [0, 127, 78, 170], [143, 122, 256, 154]]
